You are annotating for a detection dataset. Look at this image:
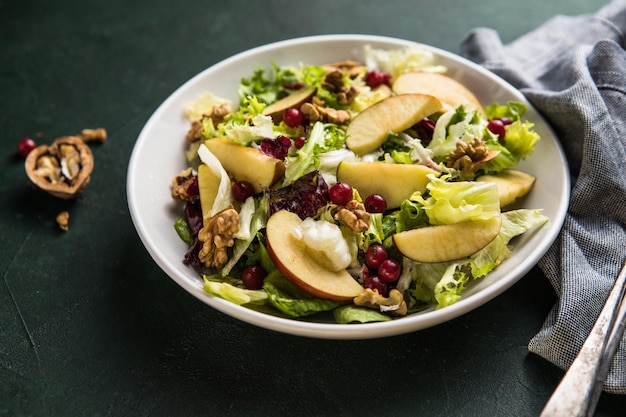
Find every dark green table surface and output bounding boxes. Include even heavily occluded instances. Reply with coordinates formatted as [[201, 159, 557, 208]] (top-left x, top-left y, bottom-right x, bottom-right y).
[[2, 1, 624, 416]]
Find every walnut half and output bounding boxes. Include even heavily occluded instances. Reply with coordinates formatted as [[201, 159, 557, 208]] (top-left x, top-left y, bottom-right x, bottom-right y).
[[354, 288, 408, 316], [25, 136, 94, 199], [198, 207, 240, 269], [445, 137, 500, 179], [334, 200, 370, 232]]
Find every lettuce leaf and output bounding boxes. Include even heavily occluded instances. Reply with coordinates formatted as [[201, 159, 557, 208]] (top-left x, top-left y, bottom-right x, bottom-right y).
[[237, 63, 302, 105], [225, 114, 274, 145], [484, 101, 528, 121], [433, 263, 468, 308], [501, 120, 540, 162], [364, 44, 447, 78], [222, 195, 270, 276], [468, 209, 549, 277], [333, 305, 392, 323], [284, 122, 346, 183], [427, 107, 485, 159], [263, 271, 343, 318], [203, 276, 268, 306], [419, 175, 500, 225], [482, 101, 540, 172], [197, 144, 233, 216], [404, 209, 549, 309]]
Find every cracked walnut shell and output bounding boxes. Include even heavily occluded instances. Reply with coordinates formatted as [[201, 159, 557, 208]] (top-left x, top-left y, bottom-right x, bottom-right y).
[[25, 136, 94, 199]]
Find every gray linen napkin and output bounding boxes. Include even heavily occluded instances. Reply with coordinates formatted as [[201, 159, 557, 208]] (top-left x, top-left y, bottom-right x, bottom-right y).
[[460, 0, 626, 393]]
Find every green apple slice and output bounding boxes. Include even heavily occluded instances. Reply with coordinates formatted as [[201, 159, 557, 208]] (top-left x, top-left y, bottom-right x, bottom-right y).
[[197, 164, 221, 220], [262, 86, 316, 121], [337, 161, 438, 209], [476, 169, 536, 208], [205, 138, 285, 193], [345, 93, 443, 155], [392, 71, 484, 114], [393, 216, 502, 263]]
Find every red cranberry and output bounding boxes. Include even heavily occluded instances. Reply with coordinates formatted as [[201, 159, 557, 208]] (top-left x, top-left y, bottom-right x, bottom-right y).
[[283, 108, 305, 128], [363, 275, 388, 296], [487, 119, 506, 141], [365, 70, 392, 89], [364, 244, 387, 270], [378, 259, 401, 283], [364, 194, 387, 213], [329, 182, 353, 206], [17, 137, 36, 157], [232, 180, 255, 202], [241, 265, 267, 290], [294, 136, 306, 149]]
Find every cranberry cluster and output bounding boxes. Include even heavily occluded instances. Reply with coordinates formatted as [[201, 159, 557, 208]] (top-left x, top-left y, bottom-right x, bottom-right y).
[[362, 244, 401, 297]]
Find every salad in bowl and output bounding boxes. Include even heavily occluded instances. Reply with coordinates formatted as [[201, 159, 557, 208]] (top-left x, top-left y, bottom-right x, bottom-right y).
[[167, 42, 549, 325]]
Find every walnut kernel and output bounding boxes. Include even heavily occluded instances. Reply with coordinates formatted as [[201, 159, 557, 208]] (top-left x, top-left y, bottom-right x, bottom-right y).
[[56, 211, 70, 231], [197, 207, 240, 269], [25, 136, 94, 199], [80, 128, 107, 143], [334, 200, 370, 232], [354, 288, 408, 316], [445, 137, 500, 179]]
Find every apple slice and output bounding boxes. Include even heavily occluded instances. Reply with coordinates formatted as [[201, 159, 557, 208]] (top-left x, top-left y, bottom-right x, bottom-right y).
[[392, 72, 484, 114], [262, 86, 316, 121], [197, 163, 221, 219], [476, 169, 536, 208], [266, 210, 363, 301], [336, 161, 438, 209], [393, 216, 502, 263], [205, 138, 285, 194], [345, 93, 443, 155]]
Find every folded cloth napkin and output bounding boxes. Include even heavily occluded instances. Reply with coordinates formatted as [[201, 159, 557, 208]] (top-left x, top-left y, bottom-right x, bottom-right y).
[[460, 0, 626, 393]]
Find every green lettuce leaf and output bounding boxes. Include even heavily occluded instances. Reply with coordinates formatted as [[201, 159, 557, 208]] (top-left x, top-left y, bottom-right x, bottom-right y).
[[333, 305, 392, 323], [203, 276, 268, 306], [427, 107, 485, 159], [482, 101, 539, 173], [468, 209, 549, 277], [364, 44, 447, 78], [420, 175, 500, 225], [173, 217, 193, 245], [501, 120, 540, 161], [405, 209, 549, 309], [222, 195, 270, 276], [484, 101, 528, 121], [237, 64, 302, 105], [394, 191, 430, 232], [284, 122, 346, 183], [262, 270, 343, 318], [433, 263, 468, 308]]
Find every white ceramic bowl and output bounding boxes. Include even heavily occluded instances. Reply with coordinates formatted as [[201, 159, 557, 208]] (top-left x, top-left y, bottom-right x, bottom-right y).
[[127, 35, 569, 339]]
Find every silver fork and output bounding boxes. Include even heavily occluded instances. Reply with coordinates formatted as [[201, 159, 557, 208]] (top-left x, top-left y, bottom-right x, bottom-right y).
[[540, 261, 626, 417]]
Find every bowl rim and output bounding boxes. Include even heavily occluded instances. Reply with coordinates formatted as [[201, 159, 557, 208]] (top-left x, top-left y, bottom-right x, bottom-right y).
[[127, 34, 570, 339]]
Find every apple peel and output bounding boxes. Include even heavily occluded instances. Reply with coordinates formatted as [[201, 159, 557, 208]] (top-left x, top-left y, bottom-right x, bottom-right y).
[[266, 210, 363, 301]]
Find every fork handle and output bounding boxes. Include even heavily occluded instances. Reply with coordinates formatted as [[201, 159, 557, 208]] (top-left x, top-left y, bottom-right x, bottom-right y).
[[540, 262, 626, 417]]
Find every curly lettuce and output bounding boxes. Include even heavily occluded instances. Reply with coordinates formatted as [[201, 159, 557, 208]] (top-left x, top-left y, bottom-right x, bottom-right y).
[[405, 209, 549, 309], [284, 122, 346, 183], [418, 175, 501, 225]]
